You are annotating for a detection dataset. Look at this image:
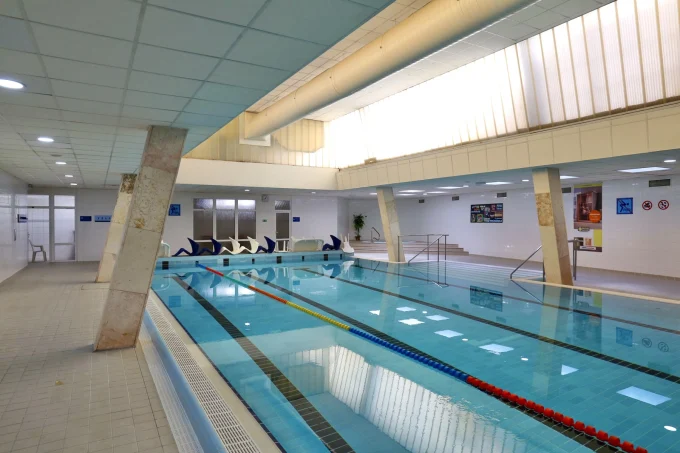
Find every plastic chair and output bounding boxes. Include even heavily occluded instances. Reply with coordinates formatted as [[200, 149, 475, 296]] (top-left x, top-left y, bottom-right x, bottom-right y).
[[257, 236, 276, 253], [342, 235, 355, 254], [172, 238, 212, 256], [209, 239, 225, 255], [243, 237, 261, 254], [224, 238, 246, 255], [322, 235, 342, 251], [29, 238, 46, 262]]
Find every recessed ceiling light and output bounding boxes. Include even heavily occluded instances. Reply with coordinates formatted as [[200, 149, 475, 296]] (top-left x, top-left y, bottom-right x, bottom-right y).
[[665, 426, 677, 432], [369, 192, 377, 195], [70, 183, 78, 186], [398, 193, 414, 196], [0, 79, 24, 90], [64, 175, 73, 178], [399, 189, 425, 193], [664, 159, 676, 163], [244, 189, 250, 192], [55, 161, 66, 165], [311, 192, 316, 194], [485, 182, 512, 186], [522, 179, 530, 182], [438, 186, 462, 189], [37, 136, 54, 143], [560, 175, 578, 179], [426, 191, 446, 194], [463, 185, 469, 188], [618, 167, 669, 173]]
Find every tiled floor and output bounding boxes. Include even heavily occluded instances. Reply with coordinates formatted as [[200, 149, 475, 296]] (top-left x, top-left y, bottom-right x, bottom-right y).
[[354, 252, 680, 300], [0, 262, 179, 453]]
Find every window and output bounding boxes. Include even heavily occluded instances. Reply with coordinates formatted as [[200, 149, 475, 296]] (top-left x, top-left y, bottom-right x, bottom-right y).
[[193, 198, 255, 245]]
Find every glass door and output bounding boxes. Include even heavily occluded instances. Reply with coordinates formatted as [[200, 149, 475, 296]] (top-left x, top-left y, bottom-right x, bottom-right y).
[[27, 195, 50, 261], [54, 195, 75, 261]]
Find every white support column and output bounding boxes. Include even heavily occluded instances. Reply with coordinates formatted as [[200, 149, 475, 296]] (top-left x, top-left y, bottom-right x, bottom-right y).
[[532, 168, 574, 285], [95, 126, 187, 351], [95, 174, 136, 283], [376, 187, 405, 263]]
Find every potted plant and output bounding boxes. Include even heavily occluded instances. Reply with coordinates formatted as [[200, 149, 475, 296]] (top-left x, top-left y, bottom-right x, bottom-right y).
[[353, 214, 365, 241]]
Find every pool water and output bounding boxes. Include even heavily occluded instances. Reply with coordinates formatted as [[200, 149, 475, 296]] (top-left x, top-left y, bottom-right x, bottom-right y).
[[151, 259, 680, 453]]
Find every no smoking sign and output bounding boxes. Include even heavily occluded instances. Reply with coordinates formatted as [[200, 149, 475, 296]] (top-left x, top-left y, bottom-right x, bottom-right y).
[[642, 200, 653, 210]]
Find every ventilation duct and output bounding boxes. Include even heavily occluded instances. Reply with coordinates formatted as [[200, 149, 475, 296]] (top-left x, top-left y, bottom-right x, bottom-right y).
[[245, 0, 535, 139]]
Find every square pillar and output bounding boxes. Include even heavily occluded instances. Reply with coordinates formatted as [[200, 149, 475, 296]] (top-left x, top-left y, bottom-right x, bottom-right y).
[[376, 187, 405, 262], [532, 168, 573, 285], [95, 126, 187, 351], [95, 174, 136, 283]]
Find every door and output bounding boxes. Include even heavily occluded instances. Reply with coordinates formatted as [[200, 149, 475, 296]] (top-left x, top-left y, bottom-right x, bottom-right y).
[[276, 212, 290, 250], [27, 195, 50, 261]]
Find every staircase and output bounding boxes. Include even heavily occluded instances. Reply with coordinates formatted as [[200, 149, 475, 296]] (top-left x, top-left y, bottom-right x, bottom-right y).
[[350, 240, 468, 257]]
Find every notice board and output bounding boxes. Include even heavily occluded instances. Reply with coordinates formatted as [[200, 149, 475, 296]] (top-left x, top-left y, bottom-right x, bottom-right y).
[[470, 203, 503, 223]]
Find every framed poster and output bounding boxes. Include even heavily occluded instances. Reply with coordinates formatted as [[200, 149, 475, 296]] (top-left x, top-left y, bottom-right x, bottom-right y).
[[573, 183, 603, 252], [470, 203, 503, 223]]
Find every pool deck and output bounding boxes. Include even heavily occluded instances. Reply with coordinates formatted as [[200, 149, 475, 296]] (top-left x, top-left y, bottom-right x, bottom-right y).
[[0, 262, 179, 453]]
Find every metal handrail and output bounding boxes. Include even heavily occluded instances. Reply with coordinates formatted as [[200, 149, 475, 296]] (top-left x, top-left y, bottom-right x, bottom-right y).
[[370, 227, 381, 243], [510, 239, 582, 281], [405, 234, 448, 264]]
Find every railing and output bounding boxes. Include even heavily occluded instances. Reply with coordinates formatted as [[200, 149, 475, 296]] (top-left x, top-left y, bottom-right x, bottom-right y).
[[510, 239, 582, 281], [397, 234, 450, 264], [370, 227, 381, 243]]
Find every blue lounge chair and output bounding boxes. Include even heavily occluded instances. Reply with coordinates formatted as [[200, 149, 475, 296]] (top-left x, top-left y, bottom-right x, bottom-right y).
[[322, 235, 341, 251], [257, 236, 276, 253], [210, 239, 226, 255], [172, 238, 213, 256]]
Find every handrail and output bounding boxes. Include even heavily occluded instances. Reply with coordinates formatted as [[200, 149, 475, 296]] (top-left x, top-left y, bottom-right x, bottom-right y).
[[370, 227, 381, 243], [510, 239, 582, 281], [406, 234, 447, 264]]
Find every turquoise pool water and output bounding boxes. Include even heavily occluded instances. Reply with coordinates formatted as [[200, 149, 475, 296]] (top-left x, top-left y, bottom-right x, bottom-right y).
[[151, 259, 680, 453]]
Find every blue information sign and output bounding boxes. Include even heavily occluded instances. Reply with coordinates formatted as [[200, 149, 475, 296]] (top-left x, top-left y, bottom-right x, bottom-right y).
[[292, 216, 301, 222], [168, 204, 181, 216], [95, 215, 112, 222], [80, 216, 92, 222], [616, 197, 633, 215]]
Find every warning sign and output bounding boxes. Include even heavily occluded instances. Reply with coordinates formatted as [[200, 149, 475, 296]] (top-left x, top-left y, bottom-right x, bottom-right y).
[[642, 200, 653, 211], [659, 200, 670, 210]]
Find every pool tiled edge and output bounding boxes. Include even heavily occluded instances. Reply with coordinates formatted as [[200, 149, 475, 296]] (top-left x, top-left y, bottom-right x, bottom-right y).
[[157, 250, 349, 270]]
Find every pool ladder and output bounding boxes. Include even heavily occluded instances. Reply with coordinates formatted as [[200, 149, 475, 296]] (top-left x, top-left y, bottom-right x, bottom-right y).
[[510, 239, 582, 281]]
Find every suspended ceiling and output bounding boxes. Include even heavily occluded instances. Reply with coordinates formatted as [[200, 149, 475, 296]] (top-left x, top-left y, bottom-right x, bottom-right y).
[[0, 0, 393, 188]]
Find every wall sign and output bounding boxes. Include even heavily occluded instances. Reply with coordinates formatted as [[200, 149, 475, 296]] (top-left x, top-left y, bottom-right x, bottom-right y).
[[574, 183, 603, 252], [658, 200, 670, 210], [94, 215, 111, 222], [17, 214, 27, 223], [79, 216, 92, 222], [168, 204, 181, 216], [642, 200, 653, 210], [292, 216, 301, 222], [470, 203, 503, 223], [616, 198, 633, 215]]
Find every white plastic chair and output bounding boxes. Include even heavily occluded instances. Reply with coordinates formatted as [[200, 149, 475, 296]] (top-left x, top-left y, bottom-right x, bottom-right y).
[[29, 238, 46, 262], [244, 237, 262, 254], [225, 238, 246, 255], [342, 235, 355, 254]]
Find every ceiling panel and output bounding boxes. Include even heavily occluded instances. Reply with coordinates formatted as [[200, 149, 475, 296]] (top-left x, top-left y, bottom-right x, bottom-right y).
[[22, 0, 141, 40], [252, 0, 377, 45], [228, 29, 327, 71], [139, 6, 243, 57], [31, 24, 133, 68], [0, 0, 394, 187], [148, 0, 267, 26]]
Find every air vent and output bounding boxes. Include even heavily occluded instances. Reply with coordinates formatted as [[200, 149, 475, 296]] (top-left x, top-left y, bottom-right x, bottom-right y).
[[649, 178, 671, 187], [562, 187, 572, 194], [496, 192, 507, 198], [418, 199, 425, 203], [364, 157, 378, 164], [451, 196, 460, 201]]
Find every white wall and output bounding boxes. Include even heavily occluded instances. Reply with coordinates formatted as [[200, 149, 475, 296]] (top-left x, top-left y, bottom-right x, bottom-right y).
[[0, 169, 28, 284], [76, 189, 118, 262], [349, 176, 680, 277]]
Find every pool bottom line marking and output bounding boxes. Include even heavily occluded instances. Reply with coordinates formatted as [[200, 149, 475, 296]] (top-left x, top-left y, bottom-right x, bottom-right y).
[[197, 264, 645, 453], [176, 268, 355, 453]]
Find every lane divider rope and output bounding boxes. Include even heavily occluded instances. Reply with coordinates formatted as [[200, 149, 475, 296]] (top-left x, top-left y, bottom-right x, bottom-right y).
[[193, 264, 646, 453]]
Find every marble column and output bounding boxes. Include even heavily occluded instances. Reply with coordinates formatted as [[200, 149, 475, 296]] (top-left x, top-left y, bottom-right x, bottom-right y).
[[376, 187, 405, 262], [94, 126, 187, 351], [532, 168, 573, 285], [95, 174, 136, 283]]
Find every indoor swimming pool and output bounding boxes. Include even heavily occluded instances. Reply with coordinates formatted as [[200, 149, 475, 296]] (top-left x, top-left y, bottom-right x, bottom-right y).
[[150, 258, 679, 453]]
